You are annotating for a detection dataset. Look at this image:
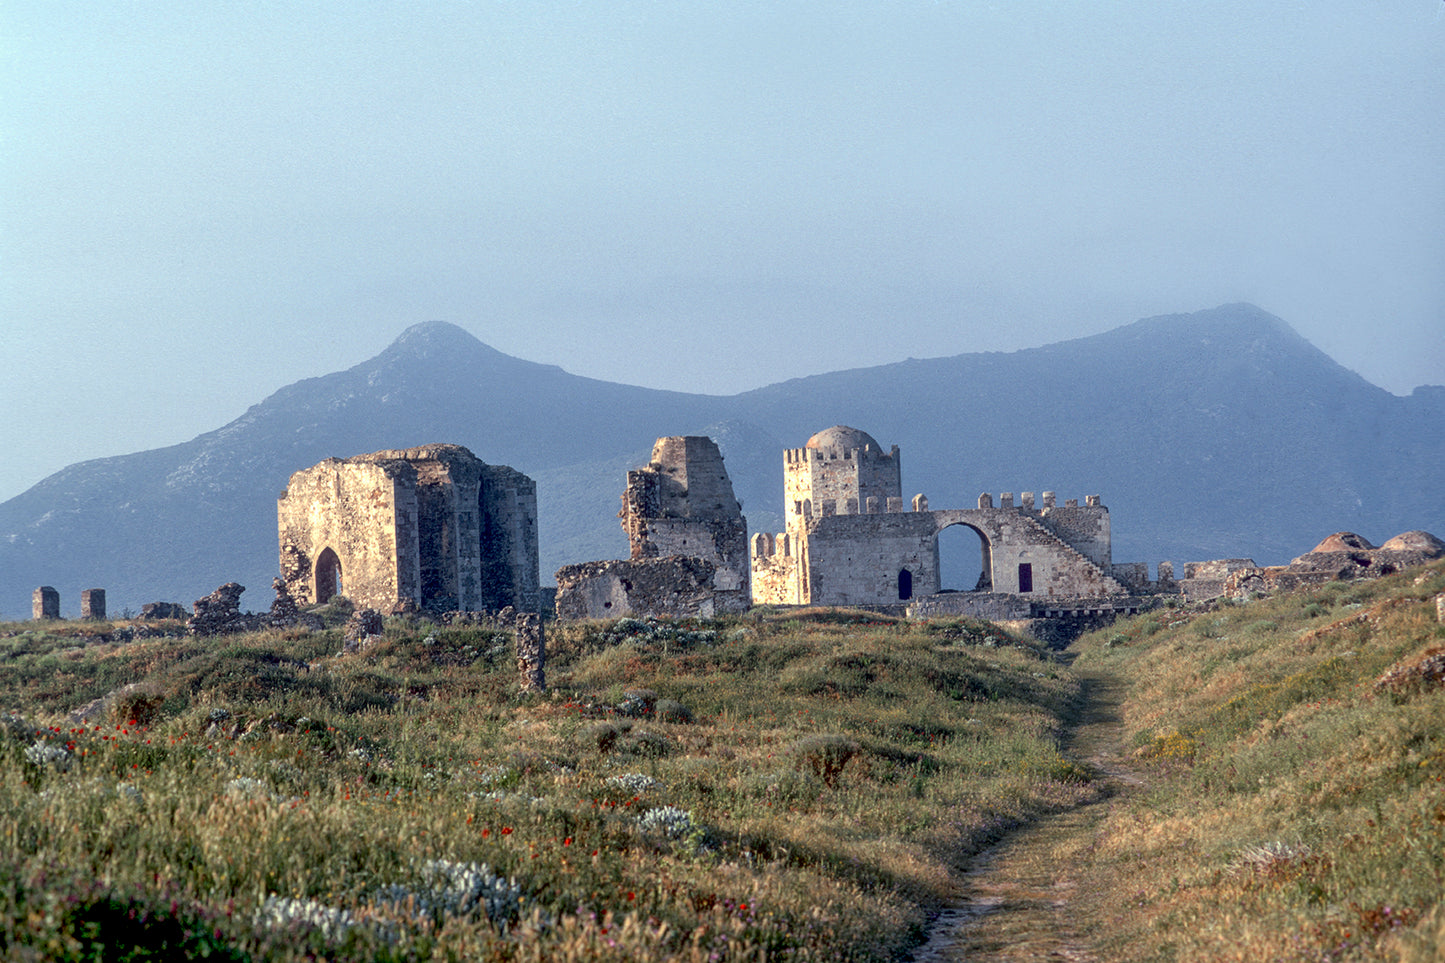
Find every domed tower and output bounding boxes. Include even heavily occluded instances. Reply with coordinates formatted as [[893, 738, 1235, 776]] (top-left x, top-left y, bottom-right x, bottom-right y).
[[783, 426, 902, 537]]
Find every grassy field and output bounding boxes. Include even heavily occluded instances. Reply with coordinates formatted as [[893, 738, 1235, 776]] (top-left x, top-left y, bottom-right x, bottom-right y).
[[1069, 559, 1445, 962], [0, 607, 1090, 961]]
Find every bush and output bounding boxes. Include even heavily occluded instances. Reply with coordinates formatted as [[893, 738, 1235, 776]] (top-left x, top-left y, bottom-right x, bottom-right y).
[[655, 699, 693, 723], [579, 721, 621, 752], [791, 734, 860, 787]]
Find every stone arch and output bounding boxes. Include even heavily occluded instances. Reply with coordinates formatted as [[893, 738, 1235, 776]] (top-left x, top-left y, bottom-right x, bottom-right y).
[[315, 547, 343, 603], [935, 520, 993, 592]]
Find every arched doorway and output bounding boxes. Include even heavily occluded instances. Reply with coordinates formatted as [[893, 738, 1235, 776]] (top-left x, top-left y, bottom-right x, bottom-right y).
[[897, 568, 913, 600], [315, 547, 342, 603], [937, 523, 992, 592]]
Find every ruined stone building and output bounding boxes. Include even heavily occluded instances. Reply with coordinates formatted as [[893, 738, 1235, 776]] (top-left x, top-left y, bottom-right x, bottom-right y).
[[277, 444, 539, 614], [555, 436, 749, 619], [750, 426, 1135, 609], [1206, 529, 1445, 600]]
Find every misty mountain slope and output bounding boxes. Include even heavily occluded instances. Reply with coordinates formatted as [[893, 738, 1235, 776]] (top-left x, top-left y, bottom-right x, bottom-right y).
[[2, 305, 1440, 617], [0, 320, 726, 617], [727, 304, 1434, 564]]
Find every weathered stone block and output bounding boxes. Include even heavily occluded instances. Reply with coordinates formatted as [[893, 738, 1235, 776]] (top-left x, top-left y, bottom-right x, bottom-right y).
[[80, 588, 106, 620], [515, 612, 545, 693], [32, 586, 59, 620]]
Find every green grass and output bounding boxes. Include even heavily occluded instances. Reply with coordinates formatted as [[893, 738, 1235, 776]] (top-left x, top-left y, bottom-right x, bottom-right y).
[[0, 609, 1088, 961], [1071, 559, 1445, 962]]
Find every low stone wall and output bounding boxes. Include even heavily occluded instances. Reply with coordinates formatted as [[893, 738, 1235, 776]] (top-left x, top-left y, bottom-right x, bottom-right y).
[[907, 592, 1031, 620], [554, 556, 747, 620]]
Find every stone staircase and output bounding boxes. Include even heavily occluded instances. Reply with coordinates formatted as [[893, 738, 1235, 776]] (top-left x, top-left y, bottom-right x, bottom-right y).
[[1020, 517, 1127, 595]]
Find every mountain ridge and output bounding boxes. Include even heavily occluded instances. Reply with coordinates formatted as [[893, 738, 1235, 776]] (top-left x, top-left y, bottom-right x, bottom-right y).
[[3, 304, 1440, 617]]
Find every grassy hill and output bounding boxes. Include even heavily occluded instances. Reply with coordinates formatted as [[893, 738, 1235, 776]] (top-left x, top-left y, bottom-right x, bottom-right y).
[[1, 561, 1441, 960], [1063, 559, 1445, 961], [0, 608, 1086, 961]]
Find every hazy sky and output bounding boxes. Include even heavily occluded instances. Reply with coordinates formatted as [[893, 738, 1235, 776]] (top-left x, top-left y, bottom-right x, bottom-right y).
[[4, 1, 1443, 503]]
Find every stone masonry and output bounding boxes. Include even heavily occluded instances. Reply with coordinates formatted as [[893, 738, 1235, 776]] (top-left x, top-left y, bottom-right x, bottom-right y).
[[32, 586, 59, 620], [277, 444, 540, 615], [750, 426, 1131, 607], [556, 556, 729, 620], [621, 436, 749, 598], [80, 588, 106, 620], [1215, 530, 1445, 600], [556, 436, 750, 620]]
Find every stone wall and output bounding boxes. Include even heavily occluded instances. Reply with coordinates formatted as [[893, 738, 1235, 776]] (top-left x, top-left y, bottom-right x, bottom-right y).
[[278, 444, 539, 615], [32, 586, 58, 620], [907, 592, 1031, 620], [750, 533, 802, 605], [618, 436, 749, 595], [80, 588, 106, 620], [1036, 502, 1112, 570], [277, 457, 413, 610], [751, 426, 1132, 608], [554, 556, 747, 620], [479, 465, 541, 612]]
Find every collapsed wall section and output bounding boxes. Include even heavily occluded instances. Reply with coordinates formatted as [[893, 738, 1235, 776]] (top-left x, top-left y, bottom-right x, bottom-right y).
[[620, 436, 749, 594], [554, 556, 747, 620]]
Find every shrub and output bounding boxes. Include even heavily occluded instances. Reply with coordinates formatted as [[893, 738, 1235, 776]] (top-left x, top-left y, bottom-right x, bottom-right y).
[[791, 734, 860, 787], [654, 698, 693, 723], [578, 721, 621, 752]]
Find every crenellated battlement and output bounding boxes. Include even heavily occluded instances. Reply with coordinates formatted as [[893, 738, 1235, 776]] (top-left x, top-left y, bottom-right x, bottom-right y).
[[753, 426, 1143, 607], [976, 491, 1104, 512]]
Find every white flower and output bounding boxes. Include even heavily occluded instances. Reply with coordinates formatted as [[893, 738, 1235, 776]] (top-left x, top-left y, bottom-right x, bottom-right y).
[[638, 805, 694, 839], [24, 741, 71, 771], [608, 772, 663, 793]]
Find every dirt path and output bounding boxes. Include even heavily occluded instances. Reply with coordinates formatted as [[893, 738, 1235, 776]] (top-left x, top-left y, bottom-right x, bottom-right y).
[[912, 667, 1140, 962]]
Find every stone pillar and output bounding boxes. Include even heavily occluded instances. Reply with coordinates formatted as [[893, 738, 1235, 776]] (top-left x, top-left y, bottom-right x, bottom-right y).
[[1436, 593, 1445, 625], [1000, 492, 1014, 509], [80, 588, 106, 620], [32, 586, 59, 620], [1021, 492, 1035, 510], [515, 613, 546, 693], [977, 492, 993, 509], [1042, 491, 1056, 509], [1157, 561, 1175, 587]]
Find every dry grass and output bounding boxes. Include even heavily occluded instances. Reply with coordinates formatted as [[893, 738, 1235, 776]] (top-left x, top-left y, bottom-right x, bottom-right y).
[[0, 608, 1087, 960], [1070, 560, 1445, 962]]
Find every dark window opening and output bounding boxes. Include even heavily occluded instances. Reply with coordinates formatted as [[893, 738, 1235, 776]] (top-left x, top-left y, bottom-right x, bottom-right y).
[[316, 547, 342, 603], [1017, 562, 1033, 593], [898, 569, 913, 600]]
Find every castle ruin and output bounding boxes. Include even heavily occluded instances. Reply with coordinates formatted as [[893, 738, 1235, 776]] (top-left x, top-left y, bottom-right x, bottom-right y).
[[277, 444, 539, 614], [750, 426, 1137, 610], [555, 436, 749, 619]]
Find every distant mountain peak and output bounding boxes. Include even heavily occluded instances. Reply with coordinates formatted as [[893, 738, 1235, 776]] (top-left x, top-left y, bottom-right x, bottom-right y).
[[388, 320, 489, 354]]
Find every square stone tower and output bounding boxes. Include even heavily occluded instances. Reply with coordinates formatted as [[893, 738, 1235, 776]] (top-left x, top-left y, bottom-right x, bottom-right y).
[[277, 444, 539, 614]]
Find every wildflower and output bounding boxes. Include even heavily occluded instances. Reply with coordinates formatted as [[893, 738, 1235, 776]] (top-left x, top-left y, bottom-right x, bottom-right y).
[[638, 805, 695, 839]]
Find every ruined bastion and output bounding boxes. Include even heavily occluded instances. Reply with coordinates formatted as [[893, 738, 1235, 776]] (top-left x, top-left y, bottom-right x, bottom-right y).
[[277, 444, 539, 615], [556, 436, 750, 619]]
